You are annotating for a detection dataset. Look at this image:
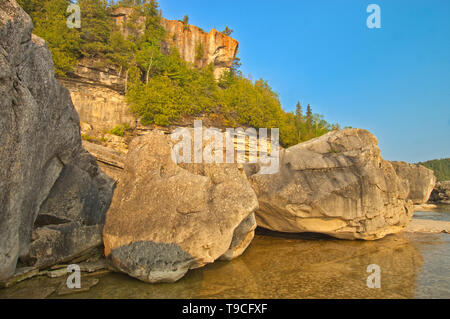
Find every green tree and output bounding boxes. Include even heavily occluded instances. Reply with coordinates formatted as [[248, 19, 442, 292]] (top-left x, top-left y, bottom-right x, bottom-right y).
[[222, 26, 234, 36], [18, 0, 82, 76]]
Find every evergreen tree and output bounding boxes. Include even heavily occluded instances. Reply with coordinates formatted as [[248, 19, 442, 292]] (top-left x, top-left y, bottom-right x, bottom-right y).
[[222, 26, 234, 36], [78, 0, 112, 60], [295, 101, 303, 119], [306, 104, 313, 127]]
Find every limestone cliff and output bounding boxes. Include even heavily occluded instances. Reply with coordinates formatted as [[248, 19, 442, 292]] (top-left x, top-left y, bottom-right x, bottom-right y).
[[112, 7, 239, 79], [159, 18, 239, 80]]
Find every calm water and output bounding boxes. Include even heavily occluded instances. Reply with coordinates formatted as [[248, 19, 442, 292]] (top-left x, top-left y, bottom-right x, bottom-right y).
[[1, 206, 449, 299]]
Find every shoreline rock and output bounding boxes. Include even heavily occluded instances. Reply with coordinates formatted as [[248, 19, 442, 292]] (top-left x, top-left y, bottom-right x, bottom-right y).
[[103, 131, 259, 283], [248, 129, 435, 240], [0, 0, 114, 281], [428, 181, 450, 205]]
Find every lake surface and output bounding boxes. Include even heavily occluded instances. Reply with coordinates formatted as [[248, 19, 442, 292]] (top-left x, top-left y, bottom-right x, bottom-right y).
[[1, 205, 449, 299]]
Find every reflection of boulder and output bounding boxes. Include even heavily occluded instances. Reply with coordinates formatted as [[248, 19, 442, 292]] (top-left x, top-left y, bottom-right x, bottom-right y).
[[103, 131, 258, 283], [391, 162, 436, 204], [237, 231, 423, 298], [0, 1, 114, 281], [248, 129, 416, 240]]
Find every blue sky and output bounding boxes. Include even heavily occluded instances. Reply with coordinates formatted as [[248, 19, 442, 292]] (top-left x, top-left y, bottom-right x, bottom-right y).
[[158, 0, 450, 163]]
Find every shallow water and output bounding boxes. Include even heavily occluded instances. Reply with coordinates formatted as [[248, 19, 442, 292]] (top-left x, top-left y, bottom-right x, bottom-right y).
[[414, 204, 450, 222], [1, 206, 449, 299]]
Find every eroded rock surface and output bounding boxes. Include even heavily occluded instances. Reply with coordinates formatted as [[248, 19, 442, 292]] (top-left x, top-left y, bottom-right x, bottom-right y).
[[429, 181, 450, 205], [103, 131, 258, 283], [248, 129, 417, 240], [0, 0, 114, 280], [391, 161, 436, 204]]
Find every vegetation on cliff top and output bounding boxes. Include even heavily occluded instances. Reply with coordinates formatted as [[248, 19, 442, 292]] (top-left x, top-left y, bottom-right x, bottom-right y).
[[418, 158, 450, 182], [18, 0, 338, 147]]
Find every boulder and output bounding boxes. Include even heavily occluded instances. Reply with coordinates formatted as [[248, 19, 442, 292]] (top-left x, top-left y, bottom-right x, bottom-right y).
[[0, 0, 114, 280], [103, 131, 258, 283], [429, 181, 450, 204], [248, 129, 415, 240], [391, 161, 436, 204]]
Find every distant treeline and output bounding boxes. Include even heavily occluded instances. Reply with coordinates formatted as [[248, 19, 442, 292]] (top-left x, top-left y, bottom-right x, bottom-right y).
[[18, 0, 339, 147], [418, 158, 450, 182]]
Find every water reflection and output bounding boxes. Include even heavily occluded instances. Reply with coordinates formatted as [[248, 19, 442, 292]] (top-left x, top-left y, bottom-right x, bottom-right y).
[[4, 229, 440, 299]]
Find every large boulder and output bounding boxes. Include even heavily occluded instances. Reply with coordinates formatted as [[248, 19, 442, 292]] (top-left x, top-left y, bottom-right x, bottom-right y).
[[391, 161, 436, 204], [103, 131, 258, 283], [0, 0, 114, 280], [248, 129, 415, 240]]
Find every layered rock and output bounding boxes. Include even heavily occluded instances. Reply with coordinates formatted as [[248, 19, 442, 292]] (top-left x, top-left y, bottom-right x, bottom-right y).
[[248, 129, 416, 240], [59, 78, 135, 132], [429, 181, 450, 204], [0, 0, 114, 280], [82, 141, 125, 182], [391, 161, 436, 204], [103, 131, 258, 283], [160, 18, 239, 80]]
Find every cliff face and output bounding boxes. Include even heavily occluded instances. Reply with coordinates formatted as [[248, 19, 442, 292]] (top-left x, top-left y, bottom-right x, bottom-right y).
[[160, 18, 239, 80], [0, 0, 114, 281], [112, 7, 239, 79]]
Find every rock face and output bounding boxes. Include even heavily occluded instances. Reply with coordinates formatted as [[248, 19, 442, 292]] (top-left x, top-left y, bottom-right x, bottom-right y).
[[391, 161, 436, 204], [103, 131, 258, 283], [0, 0, 114, 280], [248, 129, 416, 240], [60, 79, 135, 132], [429, 181, 450, 204], [82, 141, 125, 182], [112, 7, 239, 80], [160, 18, 239, 80]]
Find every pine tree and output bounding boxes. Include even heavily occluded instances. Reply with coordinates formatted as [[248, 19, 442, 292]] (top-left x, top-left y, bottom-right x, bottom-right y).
[[222, 26, 234, 36], [295, 101, 303, 119], [306, 104, 313, 127]]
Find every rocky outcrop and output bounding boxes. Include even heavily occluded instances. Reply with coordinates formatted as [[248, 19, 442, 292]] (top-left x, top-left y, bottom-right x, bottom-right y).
[[112, 7, 239, 80], [248, 129, 415, 240], [103, 131, 258, 283], [391, 161, 436, 204], [0, 0, 114, 281], [59, 79, 135, 132], [82, 141, 125, 182], [429, 181, 450, 205], [160, 18, 239, 80]]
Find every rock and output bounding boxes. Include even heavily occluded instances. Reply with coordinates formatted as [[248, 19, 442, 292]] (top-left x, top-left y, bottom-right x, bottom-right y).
[[46, 268, 67, 278], [0, 0, 114, 280], [82, 141, 125, 181], [429, 181, 450, 204], [248, 128, 415, 240], [160, 18, 239, 80], [0, 267, 39, 288], [406, 219, 450, 234], [60, 78, 136, 131], [391, 161, 436, 204], [103, 131, 258, 283]]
